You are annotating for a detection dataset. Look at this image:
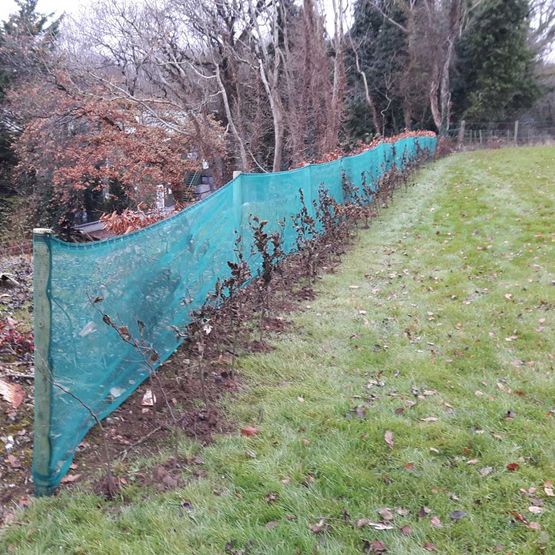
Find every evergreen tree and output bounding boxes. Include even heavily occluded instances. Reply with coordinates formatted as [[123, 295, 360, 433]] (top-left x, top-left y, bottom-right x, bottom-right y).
[[0, 0, 60, 191], [345, 0, 409, 139], [453, 0, 540, 122]]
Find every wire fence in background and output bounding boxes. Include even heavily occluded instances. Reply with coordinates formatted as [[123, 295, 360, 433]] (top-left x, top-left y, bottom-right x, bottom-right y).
[[447, 120, 555, 147]]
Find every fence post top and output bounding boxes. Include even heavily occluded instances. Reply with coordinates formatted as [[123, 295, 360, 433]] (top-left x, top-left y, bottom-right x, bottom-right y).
[[33, 228, 53, 236]]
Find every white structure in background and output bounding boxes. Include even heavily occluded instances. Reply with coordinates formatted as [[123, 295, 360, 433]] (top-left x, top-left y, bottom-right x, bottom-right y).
[[155, 184, 165, 210]]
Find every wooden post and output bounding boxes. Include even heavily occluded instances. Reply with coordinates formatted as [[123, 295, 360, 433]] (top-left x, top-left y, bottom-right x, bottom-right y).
[[457, 120, 466, 146], [32, 228, 55, 496], [514, 120, 519, 145], [479, 130, 483, 145], [232, 172, 243, 234]]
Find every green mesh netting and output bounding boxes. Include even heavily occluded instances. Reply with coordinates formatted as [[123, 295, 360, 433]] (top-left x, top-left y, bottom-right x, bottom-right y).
[[32, 135, 436, 493]]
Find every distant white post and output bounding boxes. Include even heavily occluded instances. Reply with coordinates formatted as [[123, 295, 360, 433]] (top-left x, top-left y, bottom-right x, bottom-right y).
[[457, 120, 466, 146]]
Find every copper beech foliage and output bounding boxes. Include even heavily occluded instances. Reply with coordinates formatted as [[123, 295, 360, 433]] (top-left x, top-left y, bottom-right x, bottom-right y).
[[100, 206, 167, 235], [100, 130, 435, 237], [291, 130, 436, 168], [11, 73, 225, 208], [99, 203, 189, 235]]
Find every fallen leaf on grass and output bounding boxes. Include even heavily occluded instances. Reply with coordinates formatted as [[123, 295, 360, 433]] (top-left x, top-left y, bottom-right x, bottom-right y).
[[479, 467, 494, 477], [363, 539, 387, 553], [265, 492, 278, 503], [527, 522, 541, 530], [544, 481, 554, 497], [423, 543, 437, 552], [418, 506, 432, 518], [430, 516, 442, 528], [420, 416, 438, 422], [356, 519, 394, 530], [60, 473, 81, 484], [450, 511, 467, 521], [240, 426, 259, 437], [377, 508, 394, 521], [354, 405, 368, 419], [510, 511, 528, 524], [506, 463, 520, 472], [496, 382, 512, 394], [399, 525, 412, 536], [0, 379, 25, 409], [265, 520, 279, 530], [528, 506, 545, 515], [309, 518, 328, 534], [384, 431, 394, 450]]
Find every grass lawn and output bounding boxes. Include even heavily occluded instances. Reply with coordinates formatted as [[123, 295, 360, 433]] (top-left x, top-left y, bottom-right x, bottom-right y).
[[2, 147, 554, 554]]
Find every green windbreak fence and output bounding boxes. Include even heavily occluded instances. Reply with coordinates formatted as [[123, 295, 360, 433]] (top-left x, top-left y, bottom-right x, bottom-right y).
[[32, 135, 436, 494]]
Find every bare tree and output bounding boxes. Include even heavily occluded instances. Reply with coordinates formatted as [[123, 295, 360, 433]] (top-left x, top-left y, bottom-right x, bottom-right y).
[[367, 0, 482, 134], [326, 0, 347, 151], [529, 0, 555, 57]]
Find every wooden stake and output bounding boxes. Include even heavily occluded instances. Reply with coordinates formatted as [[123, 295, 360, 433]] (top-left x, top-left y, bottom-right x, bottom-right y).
[[32, 228, 55, 496], [457, 120, 466, 146]]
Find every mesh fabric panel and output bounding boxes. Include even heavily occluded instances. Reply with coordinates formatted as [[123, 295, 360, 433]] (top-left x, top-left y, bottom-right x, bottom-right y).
[[33, 135, 436, 491]]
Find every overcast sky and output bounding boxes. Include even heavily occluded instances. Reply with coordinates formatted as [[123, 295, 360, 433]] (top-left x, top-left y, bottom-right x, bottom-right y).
[[0, 0, 79, 21]]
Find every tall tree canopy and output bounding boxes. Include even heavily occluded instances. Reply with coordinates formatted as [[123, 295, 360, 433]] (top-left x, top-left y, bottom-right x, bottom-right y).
[[453, 0, 540, 122], [0, 0, 61, 191], [346, 0, 409, 138], [345, 0, 545, 134]]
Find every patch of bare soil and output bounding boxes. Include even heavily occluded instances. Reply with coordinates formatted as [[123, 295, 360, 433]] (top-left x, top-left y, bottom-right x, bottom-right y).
[[71, 259, 307, 499], [0, 255, 34, 526]]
